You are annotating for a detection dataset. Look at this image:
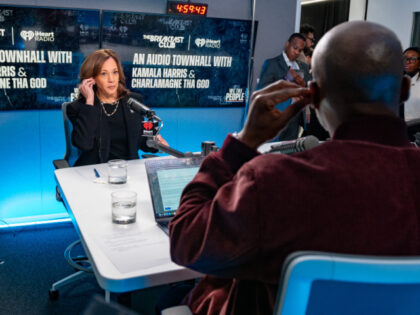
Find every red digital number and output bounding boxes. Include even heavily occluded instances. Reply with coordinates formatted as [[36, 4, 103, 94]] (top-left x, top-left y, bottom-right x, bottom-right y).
[[172, 3, 207, 15], [200, 6, 206, 15]]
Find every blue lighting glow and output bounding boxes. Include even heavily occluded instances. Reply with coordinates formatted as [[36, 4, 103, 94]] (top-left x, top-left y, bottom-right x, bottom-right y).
[[0, 107, 243, 227], [0, 218, 71, 229]]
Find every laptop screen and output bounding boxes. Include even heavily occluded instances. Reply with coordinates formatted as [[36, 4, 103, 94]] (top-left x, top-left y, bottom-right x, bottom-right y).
[[145, 157, 204, 219]]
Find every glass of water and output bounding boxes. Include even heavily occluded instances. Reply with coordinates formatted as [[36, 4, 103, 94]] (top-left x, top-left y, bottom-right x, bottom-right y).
[[108, 159, 127, 184], [111, 190, 137, 224]]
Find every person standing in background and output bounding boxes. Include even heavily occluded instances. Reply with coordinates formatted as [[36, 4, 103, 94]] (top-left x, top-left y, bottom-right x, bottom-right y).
[[297, 24, 316, 65], [402, 47, 420, 122], [303, 47, 314, 72], [298, 24, 330, 140], [257, 33, 311, 140]]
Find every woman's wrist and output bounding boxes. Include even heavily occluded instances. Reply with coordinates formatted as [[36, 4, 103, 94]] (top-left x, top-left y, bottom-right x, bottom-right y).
[[85, 97, 94, 106]]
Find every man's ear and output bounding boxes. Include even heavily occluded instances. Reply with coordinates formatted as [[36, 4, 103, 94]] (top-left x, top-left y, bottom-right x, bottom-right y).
[[309, 81, 321, 109], [400, 75, 411, 103]]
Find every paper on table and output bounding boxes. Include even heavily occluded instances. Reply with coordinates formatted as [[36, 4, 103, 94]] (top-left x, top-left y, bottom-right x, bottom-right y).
[[93, 226, 171, 274]]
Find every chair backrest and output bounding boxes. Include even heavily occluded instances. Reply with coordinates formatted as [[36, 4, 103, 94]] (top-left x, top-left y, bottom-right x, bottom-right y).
[[62, 101, 81, 167], [274, 251, 420, 315]]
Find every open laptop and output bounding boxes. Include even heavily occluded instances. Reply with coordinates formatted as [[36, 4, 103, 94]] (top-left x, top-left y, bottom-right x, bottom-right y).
[[145, 156, 204, 235]]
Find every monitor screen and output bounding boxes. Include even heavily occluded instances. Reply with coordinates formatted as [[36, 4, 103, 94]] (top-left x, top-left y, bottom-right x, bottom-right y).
[[0, 5, 100, 110], [101, 11, 253, 108], [157, 167, 199, 216]]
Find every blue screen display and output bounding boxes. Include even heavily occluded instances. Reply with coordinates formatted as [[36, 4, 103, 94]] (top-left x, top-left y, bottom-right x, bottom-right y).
[[0, 7, 253, 110], [102, 11, 253, 107], [0, 6, 100, 110]]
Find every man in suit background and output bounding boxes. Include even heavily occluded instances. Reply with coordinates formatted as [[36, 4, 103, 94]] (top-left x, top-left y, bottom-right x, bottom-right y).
[[297, 24, 316, 65], [257, 33, 311, 140]]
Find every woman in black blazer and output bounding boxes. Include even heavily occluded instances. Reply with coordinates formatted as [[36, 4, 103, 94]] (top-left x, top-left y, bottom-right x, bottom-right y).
[[67, 49, 167, 166]]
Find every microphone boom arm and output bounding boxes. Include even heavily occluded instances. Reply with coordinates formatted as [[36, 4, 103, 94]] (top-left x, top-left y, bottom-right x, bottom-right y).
[[146, 138, 198, 158]]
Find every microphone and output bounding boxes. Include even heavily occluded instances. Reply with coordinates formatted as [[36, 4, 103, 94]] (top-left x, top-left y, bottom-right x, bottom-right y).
[[268, 135, 320, 155], [127, 97, 161, 121]]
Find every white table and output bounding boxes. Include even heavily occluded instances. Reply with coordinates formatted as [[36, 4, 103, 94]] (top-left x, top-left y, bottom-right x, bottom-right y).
[[55, 158, 202, 301]]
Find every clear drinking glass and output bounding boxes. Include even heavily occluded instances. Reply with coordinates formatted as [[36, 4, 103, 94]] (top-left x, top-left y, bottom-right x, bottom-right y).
[[108, 159, 127, 184], [111, 190, 137, 224]]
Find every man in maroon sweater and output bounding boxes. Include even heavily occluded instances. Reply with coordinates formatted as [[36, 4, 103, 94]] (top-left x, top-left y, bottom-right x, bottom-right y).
[[169, 21, 419, 315]]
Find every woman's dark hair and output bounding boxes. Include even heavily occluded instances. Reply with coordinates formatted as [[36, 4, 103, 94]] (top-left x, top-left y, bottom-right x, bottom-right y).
[[77, 49, 129, 100]]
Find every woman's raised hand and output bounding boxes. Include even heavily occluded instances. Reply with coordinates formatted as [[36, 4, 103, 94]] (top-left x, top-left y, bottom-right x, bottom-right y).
[[78, 78, 96, 105]]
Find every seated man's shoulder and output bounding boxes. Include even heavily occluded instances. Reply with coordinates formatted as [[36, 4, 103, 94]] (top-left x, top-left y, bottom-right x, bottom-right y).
[[248, 146, 323, 169], [248, 142, 343, 173]]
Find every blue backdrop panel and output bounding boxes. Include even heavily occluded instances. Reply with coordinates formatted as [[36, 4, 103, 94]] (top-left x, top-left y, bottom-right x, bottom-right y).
[[39, 109, 67, 219], [0, 110, 69, 225], [101, 11, 252, 108], [157, 107, 244, 153], [0, 111, 41, 223]]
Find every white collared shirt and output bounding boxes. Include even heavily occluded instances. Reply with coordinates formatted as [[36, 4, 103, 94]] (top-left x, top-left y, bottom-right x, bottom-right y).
[[405, 72, 420, 122], [282, 51, 300, 70]]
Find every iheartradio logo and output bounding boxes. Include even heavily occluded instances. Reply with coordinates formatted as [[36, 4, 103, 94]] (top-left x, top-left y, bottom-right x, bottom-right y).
[[20, 30, 34, 41], [195, 38, 205, 47], [143, 122, 154, 130], [20, 30, 54, 42], [195, 38, 221, 49]]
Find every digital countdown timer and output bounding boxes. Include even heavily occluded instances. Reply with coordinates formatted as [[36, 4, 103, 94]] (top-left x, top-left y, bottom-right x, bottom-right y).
[[167, 2, 208, 16]]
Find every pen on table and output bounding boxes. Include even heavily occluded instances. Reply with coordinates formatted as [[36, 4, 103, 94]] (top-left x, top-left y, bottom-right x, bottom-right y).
[[93, 168, 100, 178]]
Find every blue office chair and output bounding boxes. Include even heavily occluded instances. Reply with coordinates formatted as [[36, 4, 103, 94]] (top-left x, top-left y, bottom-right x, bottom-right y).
[[163, 251, 420, 315], [275, 251, 420, 315], [53, 101, 82, 203], [53, 101, 81, 170], [50, 102, 91, 300]]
